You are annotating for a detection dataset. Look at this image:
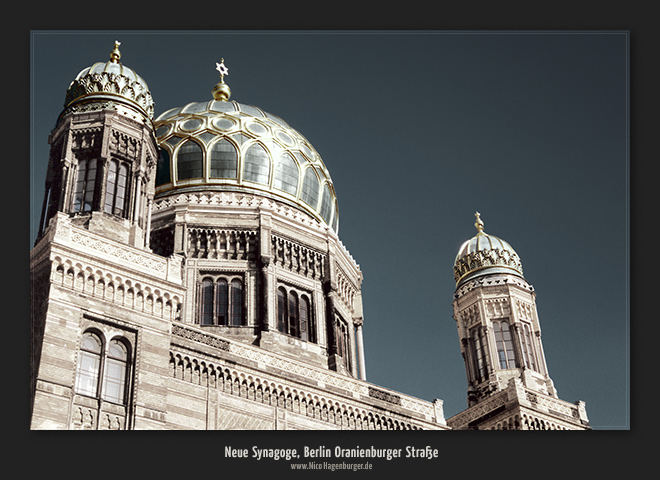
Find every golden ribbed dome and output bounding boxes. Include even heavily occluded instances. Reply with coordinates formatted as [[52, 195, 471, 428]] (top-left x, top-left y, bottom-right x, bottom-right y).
[[152, 60, 339, 232], [453, 212, 523, 285]]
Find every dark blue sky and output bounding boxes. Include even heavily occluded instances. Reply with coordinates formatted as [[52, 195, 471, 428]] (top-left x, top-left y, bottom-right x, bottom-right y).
[[30, 30, 628, 429]]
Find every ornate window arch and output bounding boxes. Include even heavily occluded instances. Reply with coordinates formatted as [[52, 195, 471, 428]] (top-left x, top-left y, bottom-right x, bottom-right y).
[[75, 330, 132, 405], [276, 284, 316, 343], [196, 274, 245, 326]]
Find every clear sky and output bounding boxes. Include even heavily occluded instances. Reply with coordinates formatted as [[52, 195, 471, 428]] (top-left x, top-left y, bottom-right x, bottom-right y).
[[30, 30, 628, 429]]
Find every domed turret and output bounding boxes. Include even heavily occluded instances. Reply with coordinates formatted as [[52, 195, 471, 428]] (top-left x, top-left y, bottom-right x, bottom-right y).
[[152, 59, 339, 232], [63, 41, 154, 119], [453, 212, 523, 286]]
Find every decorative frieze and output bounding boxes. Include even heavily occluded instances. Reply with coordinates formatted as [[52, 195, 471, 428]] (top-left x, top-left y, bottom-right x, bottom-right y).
[[271, 235, 325, 280], [187, 227, 256, 260]]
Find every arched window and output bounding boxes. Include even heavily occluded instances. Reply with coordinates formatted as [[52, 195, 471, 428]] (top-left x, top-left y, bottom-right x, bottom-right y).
[[104, 160, 129, 216], [230, 279, 244, 326], [216, 278, 228, 325], [73, 158, 97, 212], [319, 183, 332, 223], [209, 138, 238, 179], [520, 323, 538, 372], [176, 140, 203, 180], [75, 332, 102, 397], [288, 291, 299, 337], [75, 331, 131, 406], [301, 167, 319, 208], [277, 287, 287, 333], [493, 320, 517, 369], [102, 339, 129, 404], [469, 326, 488, 382], [200, 278, 214, 325], [155, 148, 171, 186], [276, 286, 316, 343], [273, 153, 299, 195], [335, 316, 351, 372], [300, 295, 313, 342], [243, 143, 270, 184]]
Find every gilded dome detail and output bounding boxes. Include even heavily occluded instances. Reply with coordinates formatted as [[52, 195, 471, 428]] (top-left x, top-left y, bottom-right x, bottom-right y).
[[63, 41, 154, 119], [153, 99, 339, 232], [453, 213, 523, 285]]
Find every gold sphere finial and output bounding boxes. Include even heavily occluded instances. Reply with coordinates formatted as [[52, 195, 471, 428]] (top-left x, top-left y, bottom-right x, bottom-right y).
[[474, 211, 485, 233], [110, 40, 122, 63], [212, 58, 231, 101]]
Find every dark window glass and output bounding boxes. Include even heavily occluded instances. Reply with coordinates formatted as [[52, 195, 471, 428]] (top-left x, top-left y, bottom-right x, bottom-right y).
[[177, 140, 203, 180], [243, 143, 270, 184], [470, 326, 488, 382], [522, 324, 538, 371], [288, 291, 299, 337], [104, 161, 129, 216], [300, 295, 312, 342], [230, 279, 243, 326], [209, 139, 238, 179], [493, 320, 516, 369], [155, 149, 171, 186], [216, 279, 228, 325], [73, 159, 97, 212], [277, 288, 287, 333], [200, 278, 214, 325]]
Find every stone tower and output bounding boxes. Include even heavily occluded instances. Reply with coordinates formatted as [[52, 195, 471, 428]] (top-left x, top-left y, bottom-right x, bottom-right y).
[[446, 213, 590, 430]]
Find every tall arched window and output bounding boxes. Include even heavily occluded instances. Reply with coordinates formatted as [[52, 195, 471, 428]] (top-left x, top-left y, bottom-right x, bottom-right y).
[[273, 153, 299, 195], [102, 339, 129, 404], [493, 320, 517, 369], [75, 331, 131, 406], [469, 326, 488, 382], [288, 291, 299, 337], [520, 323, 539, 372], [209, 138, 238, 179], [301, 167, 319, 208], [155, 148, 171, 186], [197, 275, 244, 326], [75, 331, 102, 397], [277, 287, 287, 333], [104, 160, 129, 216], [299, 295, 313, 342], [230, 279, 244, 326], [243, 143, 270, 184], [216, 278, 229, 325], [200, 278, 214, 325], [319, 183, 332, 223], [73, 158, 97, 212], [335, 316, 351, 372], [276, 286, 316, 343], [176, 140, 203, 180]]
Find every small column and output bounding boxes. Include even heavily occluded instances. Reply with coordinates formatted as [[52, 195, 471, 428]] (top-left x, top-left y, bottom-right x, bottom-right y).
[[354, 318, 367, 381], [144, 197, 153, 249]]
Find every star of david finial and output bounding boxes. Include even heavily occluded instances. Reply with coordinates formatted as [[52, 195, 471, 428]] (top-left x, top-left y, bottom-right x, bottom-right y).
[[216, 58, 229, 81], [110, 40, 122, 63]]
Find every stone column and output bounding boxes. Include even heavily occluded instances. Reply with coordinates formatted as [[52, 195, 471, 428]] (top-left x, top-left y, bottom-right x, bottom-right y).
[[354, 318, 366, 381], [144, 198, 153, 249]]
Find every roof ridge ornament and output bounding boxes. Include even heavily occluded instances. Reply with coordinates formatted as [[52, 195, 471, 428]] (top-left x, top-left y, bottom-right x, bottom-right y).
[[474, 211, 485, 233], [110, 40, 121, 63], [212, 58, 231, 101]]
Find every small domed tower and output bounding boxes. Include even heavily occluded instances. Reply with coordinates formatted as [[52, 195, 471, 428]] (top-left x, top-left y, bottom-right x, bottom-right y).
[[447, 212, 590, 430], [36, 41, 158, 249]]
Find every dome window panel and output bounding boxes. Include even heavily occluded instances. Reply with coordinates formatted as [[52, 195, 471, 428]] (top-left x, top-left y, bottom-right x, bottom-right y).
[[157, 107, 181, 120], [332, 200, 339, 232], [155, 149, 171, 186], [247, 122, 268, 136], [319, 183, 333, 222], [155, 125, 171, 138], [209, 139, 238, 179], [209, 100, 237, 112], [239, 104, 265, 117], [301, 167, 320, 208], [176, 140, 204, 181], [165, 135, 185, 150], [196, 132, 218, 145], [276, 131, 294, 146], [242, 143, 271, 185], [212, 117, 235, 131], [181, 118, 203, 131], [273, 153, 299, 195]]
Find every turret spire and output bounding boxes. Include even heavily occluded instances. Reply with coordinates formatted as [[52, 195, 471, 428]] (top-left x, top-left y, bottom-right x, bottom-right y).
[[474, 211, 484, 233], [110, 40, 121, 63]]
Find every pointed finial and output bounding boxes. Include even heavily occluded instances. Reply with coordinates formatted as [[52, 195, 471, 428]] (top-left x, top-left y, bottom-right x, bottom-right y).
[[474, 211, 484, 233], [110, 40, 121, 63], [212, 58, 231, 101]]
